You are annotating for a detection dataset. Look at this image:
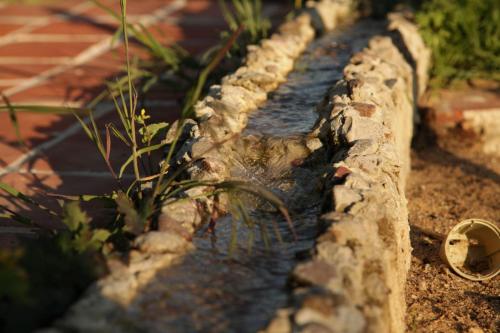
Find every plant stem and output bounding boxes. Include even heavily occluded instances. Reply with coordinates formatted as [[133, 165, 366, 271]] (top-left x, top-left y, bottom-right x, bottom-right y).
[[120, 0, 141, 185]]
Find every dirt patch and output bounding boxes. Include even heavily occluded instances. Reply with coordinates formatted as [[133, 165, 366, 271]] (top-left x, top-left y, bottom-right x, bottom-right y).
[[406, 126, 500, 332]]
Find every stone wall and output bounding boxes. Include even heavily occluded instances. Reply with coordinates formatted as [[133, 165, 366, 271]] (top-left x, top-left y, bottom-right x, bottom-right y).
[[47, 5, 431, 332], [263, 13, 430, 333], [176, 0, 353, 187], [45, 2, 355, 331]]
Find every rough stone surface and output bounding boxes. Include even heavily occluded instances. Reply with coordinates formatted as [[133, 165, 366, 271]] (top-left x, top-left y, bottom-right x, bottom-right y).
[[48, 6, 430, 333], [182, 0, 354, 192], [133, 231, 193, 254], [47, 2, 355, 332], [263, 13, 430, 333], [388, 12, 431, 99]]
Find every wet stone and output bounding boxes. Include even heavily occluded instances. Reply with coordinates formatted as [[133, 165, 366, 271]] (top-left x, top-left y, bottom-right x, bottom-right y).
[[294, 260, 338, 286]]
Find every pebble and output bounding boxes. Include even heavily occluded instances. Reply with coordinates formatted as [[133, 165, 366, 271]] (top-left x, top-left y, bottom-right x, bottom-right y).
[[418, 280, 428, 291]]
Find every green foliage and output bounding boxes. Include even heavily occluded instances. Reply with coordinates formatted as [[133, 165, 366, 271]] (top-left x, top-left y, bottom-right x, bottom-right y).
[[0, 250, 28, 302], [219, 0, 270, 43], [0, 0, 289, 246], [0, 196, 109, 332], [60, 201, 111, 253], [91, 0, 187, 71], [0, 3, 295, 330], [0, 237, 104, 333], [1, 94, 24, 147], [0, 200, 110, 332], [416, 0, 500, 86], [115, 190, 152, 235]]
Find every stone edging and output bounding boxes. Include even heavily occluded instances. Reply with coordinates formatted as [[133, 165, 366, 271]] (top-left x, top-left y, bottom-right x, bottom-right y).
[[44, 2, 355, 331], [158, 0, 355, 235], [262, 13, 430, 333]]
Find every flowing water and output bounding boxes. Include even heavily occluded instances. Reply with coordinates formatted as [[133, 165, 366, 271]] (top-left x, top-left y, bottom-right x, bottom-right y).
[[126, 21, 383, 333]]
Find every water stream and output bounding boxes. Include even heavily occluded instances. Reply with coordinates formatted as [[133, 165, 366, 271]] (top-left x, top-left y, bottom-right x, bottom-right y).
[[126, 21, 383, 333]]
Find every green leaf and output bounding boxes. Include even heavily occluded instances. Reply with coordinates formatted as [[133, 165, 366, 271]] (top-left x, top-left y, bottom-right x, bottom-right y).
[[115, 191, 143, 235], [87, 229, 112, 251], [0, 182, 59, 218], [0, 204, 32, 225], [107, 123, 130, 147], [119, 142, 167, 178], [0, 104, 84, 114], [139, 122, 169, 143], [62, 201, 90, 232], [0, 250, 29, 301], [1, 94, 25, 147]]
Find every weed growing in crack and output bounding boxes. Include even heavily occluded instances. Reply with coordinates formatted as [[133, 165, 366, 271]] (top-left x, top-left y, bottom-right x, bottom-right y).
[[219, 0, 270, 54], [0, 1, 295, 330]]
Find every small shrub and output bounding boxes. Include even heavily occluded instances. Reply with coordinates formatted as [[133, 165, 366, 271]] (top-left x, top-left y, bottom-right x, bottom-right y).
[[416, 0, 500, 87]]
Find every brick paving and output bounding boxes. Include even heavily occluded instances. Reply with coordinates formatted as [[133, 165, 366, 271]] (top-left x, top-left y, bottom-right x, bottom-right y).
[[421, 87, 500, 128], [0, 0, 288, 246]]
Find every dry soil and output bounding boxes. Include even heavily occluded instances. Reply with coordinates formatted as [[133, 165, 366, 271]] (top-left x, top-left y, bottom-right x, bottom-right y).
[[406, 126, 500, 333]]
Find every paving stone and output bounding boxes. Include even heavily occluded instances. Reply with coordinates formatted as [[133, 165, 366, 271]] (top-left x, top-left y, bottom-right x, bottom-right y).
[[0, 41, 95, 58], [0, 1, 86, 17], [0, 23, 22, 37], [423, 87, 500, 128], [0, 64, 55, 80], [30, 20, 118, 36], [82, 0, 170, 16]]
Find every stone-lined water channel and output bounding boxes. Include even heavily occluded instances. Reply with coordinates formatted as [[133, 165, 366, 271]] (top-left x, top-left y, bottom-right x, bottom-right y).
[[121, 21, 383, 333]]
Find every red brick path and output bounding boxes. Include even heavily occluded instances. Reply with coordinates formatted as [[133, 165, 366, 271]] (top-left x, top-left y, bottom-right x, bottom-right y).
[[0, 0, 287, 245], [421, 87, 500, 128]]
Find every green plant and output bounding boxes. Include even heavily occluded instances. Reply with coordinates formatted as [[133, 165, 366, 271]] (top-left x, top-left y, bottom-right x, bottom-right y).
[[0, 189, 108, 332], [0, 231, 105, 332], [0, 0, 295, 265], [0, 2, 298, 327], [1, 0, 293, 244], [220, 0, 270, 42], [416, 0, 500, 86], [218, 0, 270, 57]]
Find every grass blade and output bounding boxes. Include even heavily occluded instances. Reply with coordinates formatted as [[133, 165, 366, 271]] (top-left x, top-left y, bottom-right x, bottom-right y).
[[216, 180, 296, 240], [1, 94, 25, 148], [107, 123, 130, 147], [118, 142, 166, 179], [0, 104, 84, 114], [104, 125, 118, 180], [0, 182, 60, 218], [219, 0, 238, 31], [0, 204, 32, 225]]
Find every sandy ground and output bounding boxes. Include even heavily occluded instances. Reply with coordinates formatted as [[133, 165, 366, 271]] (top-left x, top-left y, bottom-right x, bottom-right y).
[[406, 125, 500, 332]]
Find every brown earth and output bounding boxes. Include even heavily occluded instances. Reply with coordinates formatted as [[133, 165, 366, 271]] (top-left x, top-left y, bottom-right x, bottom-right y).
[[406, 125, 500, 333]]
